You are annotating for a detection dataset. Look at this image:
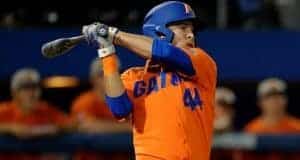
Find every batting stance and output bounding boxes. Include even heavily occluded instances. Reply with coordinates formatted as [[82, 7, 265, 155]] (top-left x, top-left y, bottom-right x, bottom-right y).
[[82, 1, 217, 160]]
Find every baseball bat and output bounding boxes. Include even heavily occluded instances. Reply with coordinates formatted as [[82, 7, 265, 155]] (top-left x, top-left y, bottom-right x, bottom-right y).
[[41, 35, 85, 58]]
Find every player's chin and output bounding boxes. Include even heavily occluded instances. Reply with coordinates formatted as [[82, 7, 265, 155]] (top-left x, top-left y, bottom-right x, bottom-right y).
[[176, 41, 195, 49], [183, 40, 195, 47], [182, 42, 195, 49], [186, 42, 195, 48]]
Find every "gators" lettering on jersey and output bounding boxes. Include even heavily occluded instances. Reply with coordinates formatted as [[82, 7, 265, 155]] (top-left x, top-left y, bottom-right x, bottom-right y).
[[133, 72, 202, 110]]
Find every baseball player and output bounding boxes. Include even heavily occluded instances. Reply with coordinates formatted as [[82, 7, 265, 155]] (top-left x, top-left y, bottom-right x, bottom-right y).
[[0, 68, 71, 160], [82, 1, 217, 160], [245, 78, 300, 134], [214, 87, 236, 134]]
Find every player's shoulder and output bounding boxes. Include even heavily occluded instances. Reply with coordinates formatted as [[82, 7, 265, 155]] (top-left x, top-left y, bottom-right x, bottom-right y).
[[0, 101, 11, 107], [75, 91, 95, 102], [285, 115, 300, 121], [192, 47, 207, 55], [121, 67, 144, 81], [285, 115, 300, 126], [71, 91, 95, 109], [0, 101, 17, 119], [0, 101, 14, 111], [192, 48, 216, 64], [244, 117, 263, 133], [188, 47, 217, 74]]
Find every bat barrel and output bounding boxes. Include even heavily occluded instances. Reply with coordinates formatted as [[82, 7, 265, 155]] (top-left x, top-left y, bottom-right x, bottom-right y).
[[41, 35, 85, 58]]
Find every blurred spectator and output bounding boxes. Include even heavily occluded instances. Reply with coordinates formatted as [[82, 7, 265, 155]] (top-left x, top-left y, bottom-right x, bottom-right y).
[[245, 78, 300, 134], [71, 58, 130, 160], [0, 12, 19, 28], [212, 87, 239, 160], [241, 79, 299, 160], [0, 68, 72, 160], [214, 87, 236, 134]]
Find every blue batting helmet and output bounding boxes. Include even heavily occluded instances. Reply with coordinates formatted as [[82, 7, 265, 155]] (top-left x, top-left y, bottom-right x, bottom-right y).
[[143, 1, 205, 42]]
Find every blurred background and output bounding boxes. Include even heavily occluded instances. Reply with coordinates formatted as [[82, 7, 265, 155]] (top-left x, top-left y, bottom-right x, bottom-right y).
[[0, 0, 300, 160]]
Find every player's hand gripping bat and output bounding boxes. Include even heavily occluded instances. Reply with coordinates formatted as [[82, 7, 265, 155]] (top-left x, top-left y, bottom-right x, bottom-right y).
[[41, 35, 85, 58]]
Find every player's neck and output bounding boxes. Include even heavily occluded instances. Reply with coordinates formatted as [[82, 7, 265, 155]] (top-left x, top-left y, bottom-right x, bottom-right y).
[[261, 112, 286, 125]]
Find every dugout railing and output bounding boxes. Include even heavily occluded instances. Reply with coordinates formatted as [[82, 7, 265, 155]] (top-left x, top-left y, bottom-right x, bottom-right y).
[[0, 133, 299, 159]]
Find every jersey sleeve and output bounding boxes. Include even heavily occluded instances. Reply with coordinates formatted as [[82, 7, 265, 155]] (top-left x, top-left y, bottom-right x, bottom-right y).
[[185, 48, 217, 91], [121, 68, 140, 102]]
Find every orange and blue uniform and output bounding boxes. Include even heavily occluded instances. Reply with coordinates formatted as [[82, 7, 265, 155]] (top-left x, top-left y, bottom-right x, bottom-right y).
[[114, 47, 217, 160], [0, 101, 71, 160]]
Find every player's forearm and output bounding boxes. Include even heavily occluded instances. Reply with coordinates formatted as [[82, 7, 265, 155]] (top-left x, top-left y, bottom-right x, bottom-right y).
[[114, 31, 153, 59], [101, 55, 133, 118], [102, 55, 125, 97]]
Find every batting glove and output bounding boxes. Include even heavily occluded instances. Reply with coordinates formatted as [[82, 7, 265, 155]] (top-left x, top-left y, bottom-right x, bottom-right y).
[[82, 22, 119, 58]]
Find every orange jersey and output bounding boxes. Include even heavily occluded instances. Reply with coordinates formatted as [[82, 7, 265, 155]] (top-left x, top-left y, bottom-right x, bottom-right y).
[[244, 115, 300, 134], [0, 101, 70, 160], [0, 101, 70, 126], [121, 48, 217, 160], [71, 90, 114, 121]]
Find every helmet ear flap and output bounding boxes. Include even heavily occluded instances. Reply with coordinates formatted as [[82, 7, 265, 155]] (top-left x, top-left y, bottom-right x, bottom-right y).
[[143, 24, 174, 42], [143, 24, 158, 39], [154, 31, 166, 39], [154, 26, 174, 42]]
